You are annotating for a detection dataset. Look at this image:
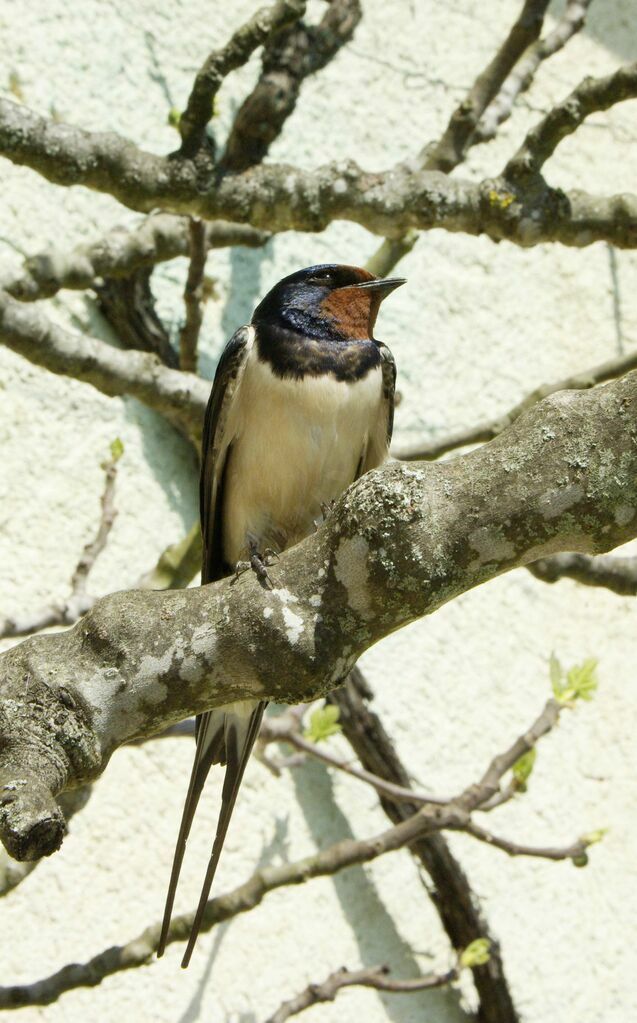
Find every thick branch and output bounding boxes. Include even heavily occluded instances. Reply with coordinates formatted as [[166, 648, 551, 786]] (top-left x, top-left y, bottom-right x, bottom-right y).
[[95, 267, 178, 368], [178, 0, 306, 155], [0, 288, 208, 442], [1, 370, 636, 859], [1, 99, 636, 248], [222, 0, 361, 172], [1, 215, 269, 302], [393, 347, 637, 461]]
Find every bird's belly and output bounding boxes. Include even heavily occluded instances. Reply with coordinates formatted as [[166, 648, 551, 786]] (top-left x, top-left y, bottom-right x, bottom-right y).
[[222, 356, 383, 564]]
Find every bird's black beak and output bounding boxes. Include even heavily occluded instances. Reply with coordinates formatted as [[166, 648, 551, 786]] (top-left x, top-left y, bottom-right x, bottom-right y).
[[352, 277, 406, 297]]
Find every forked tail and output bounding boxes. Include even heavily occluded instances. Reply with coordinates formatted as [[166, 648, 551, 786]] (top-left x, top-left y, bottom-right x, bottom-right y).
[[157, 700, 266, 964]]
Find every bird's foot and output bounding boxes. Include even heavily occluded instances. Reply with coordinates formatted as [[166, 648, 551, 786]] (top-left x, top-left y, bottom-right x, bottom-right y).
[[314, 499, 336, 531], [233, 541, 277, 588], [320, 499, 336, 519]]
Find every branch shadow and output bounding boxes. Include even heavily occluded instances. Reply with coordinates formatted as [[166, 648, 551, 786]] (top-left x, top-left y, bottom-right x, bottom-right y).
[[290, 759, 471, 1023]]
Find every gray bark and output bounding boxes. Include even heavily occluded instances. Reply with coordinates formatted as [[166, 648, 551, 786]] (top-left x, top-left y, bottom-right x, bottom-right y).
[[1, 370, 636, 862]]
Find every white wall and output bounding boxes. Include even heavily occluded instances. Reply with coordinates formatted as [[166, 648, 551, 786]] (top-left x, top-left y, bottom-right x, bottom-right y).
[[1, 1, 636, 1020]]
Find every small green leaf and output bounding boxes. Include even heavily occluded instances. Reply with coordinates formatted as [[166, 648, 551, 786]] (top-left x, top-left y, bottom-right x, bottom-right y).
[[572, 853, 589, 868], [512, 748, 536, 788], [565, 659, 598, 702], [551, 656, 598, 706], [460, 938, 491, 969], [167, 107, 181, 128], [304, 704, 342, 743], [582, 827, 608, 847], [109, 437, 125, 463]]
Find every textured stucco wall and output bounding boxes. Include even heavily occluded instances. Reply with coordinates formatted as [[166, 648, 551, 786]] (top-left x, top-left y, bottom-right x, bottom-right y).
[[1, 1, 636, 1021]]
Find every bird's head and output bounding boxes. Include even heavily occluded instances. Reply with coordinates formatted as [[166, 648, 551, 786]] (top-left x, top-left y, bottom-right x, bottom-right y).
[[252, 264, 405, 341]]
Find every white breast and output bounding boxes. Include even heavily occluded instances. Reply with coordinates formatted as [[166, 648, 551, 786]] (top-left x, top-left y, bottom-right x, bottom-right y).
[[221, 338, 384, 564]]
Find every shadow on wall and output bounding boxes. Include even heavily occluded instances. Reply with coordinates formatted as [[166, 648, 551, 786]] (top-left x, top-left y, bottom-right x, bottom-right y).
[[574, 0, 637, 61], [291, 759, 470, 1023]]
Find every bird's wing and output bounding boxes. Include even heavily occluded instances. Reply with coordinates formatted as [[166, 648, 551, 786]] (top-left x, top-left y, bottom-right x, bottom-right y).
[[200, 324, 253, 583], [158, 326, 267, 965], [362, 341, 396, 472]]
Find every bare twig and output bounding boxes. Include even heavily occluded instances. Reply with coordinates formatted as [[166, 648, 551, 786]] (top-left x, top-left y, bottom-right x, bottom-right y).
[[0, 809, 463, 1007], [393, 346, 637, 461], [0, 693, 574, 1007], [261, 707, 451, 805], [476, 0, 593, 142], [528, 552, 637, 596], [366, 0, 551, 277], [1, 215, 269, 303], [178, 218, 207, 373], [506, 61, 637, 180], [464, 821, 589, 864], [265, 963, 459, 1023], [0, 446, 121, 639], [460, 700, 561, 813], [178, 0, 307, 156], [331, 672, 520, 1023], [0, 522, 202, 641], [423, 0, 551, 173]]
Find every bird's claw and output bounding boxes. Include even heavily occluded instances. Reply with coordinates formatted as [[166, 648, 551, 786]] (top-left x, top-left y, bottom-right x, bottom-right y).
[[320, 499, 336, 519], [233, 541, 277, 588]]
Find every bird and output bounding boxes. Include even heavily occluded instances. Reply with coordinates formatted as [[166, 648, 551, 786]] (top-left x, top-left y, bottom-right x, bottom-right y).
[[157, 263, 404, 966]]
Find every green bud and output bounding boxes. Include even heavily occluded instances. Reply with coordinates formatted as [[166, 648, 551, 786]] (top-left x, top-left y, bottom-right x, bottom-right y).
[[460, 938, 491, 969], [304, 704, 342, 743]]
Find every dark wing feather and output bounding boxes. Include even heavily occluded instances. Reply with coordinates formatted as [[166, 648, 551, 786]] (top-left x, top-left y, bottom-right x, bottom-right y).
[[200, 325, 252, 583], [158, 326, 267, 964], [362, 341, 396, 474]]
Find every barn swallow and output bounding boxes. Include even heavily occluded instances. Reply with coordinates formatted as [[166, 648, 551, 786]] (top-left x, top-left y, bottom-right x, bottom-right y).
[[157, 263, 404, 966]]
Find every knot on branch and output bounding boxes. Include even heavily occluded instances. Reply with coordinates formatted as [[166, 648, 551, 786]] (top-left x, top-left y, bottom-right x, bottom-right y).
[[0, 639, 102, 859], [0, 767, 66, 860]]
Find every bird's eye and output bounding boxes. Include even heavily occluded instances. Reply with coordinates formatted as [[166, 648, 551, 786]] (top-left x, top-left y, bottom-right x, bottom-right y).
[[308, 271, 332, 285]]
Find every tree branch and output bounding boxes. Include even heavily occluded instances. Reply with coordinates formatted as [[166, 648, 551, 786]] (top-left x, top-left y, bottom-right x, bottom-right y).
[[222, 0, 361, 172], [331, 672, 520, 1023], [95, 267, 178, 368], [0, 444, 121, 639], [0, 288, 208, 443], [0, 215, 269, 303], [265, 964, 459, 1023], [1, 98, 636, 247], [528, 552, 637, 596], [476, 0, 593, 143], [178, 0, 307, 156], [178, 218, 207, 372], [464, 821, 589, 864], [393, 346, 637, 461], [506, 61, 637, 180], [1, 370, 636, 860], [422, 0, 551, 173], [0, 693, 577, 1006]]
